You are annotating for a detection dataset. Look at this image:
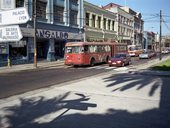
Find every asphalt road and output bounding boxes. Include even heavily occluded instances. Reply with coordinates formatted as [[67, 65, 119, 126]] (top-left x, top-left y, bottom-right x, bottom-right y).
[[0, 65, 110, 99], [0, 55, 161, 99]]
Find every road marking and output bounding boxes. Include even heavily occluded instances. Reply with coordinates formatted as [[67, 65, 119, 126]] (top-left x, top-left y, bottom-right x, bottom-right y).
[[114, 67, 128, 71]]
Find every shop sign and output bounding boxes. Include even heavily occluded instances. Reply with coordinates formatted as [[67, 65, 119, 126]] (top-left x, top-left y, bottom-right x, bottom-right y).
[[0, 25, 23, 42], [0, 7, 29, 26], [37, 29, 69, 39]]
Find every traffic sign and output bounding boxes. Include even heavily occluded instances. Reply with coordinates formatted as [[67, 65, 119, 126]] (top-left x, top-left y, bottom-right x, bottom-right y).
[[0, 7, 29, 26], [0, 25, 23, 42]]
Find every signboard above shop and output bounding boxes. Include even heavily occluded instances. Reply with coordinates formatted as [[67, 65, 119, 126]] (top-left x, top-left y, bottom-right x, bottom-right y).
[[0, 7, 29, 26], [0, 25, 23, 42]]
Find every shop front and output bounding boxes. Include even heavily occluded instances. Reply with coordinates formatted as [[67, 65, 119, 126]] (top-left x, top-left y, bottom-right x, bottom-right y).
[[0, 26, 82, 67]]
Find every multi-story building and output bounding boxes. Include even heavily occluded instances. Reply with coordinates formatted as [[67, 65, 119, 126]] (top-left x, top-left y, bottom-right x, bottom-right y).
[[0, 0, 84, 66], [121, 6, 144, 47], [162, 36, 170, 48], [83, 1, 117, 42], [102, 3, 134, 45]]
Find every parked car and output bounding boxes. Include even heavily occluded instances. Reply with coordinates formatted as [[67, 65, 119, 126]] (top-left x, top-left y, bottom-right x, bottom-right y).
[[149, 50, 157, 57], [162, 49, 169, 54], [139, 51, 152, 59], [108, 53, 131, 67]]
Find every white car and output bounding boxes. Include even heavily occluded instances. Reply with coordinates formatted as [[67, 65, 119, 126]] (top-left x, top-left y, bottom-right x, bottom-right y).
[[162, 49, 169, 54], [139, 52, 152, 59]]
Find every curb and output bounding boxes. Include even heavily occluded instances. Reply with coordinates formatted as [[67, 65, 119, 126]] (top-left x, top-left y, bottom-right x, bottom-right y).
[[0, 60, 64, 74]]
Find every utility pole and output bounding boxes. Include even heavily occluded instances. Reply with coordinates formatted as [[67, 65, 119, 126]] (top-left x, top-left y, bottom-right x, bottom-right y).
[[33, 0, 37, 67], [159, 10, 162, 60]]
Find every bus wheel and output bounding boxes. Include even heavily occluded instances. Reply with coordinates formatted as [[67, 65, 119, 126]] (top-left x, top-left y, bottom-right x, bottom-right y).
[[90, 58, 95, 66]]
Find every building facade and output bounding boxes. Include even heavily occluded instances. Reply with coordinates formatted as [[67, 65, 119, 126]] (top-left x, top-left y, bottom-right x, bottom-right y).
[[0, 0, 84, 66], [121, 6, 144, 47], [83, 1, 117, 42], [162, 36, 170, 48], [102, 3, 134, 45], [143, 31, 156, 51]]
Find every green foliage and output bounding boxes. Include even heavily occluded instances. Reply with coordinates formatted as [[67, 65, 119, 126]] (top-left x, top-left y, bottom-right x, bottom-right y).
[[151, 60, 170, 71]]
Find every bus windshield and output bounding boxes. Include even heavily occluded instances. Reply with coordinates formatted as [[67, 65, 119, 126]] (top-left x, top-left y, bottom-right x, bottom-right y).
[[128, 45, 141, 51], [65, 46, 85, 54], [129, 46, 136, 51]]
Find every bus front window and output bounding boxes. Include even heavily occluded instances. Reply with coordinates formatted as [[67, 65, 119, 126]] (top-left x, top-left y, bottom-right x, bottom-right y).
[[66, 46, 84, 53], [66, 47, 72, 53]]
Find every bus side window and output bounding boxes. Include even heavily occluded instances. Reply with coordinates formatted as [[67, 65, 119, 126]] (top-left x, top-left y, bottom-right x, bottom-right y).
[[84, 45, 88, 52], [80, 47, 84, 53]]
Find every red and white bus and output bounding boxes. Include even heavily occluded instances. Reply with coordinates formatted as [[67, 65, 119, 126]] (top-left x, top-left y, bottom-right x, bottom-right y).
[[128, 45, 143, 57], [64, 41, 127, 66]]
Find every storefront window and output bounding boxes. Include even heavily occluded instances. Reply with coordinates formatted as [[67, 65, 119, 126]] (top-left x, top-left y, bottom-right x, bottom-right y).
[[9, 41, 27, 60]]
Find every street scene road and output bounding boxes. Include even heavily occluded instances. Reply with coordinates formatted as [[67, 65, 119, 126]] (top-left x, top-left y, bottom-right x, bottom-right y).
[[0, 0, 170, 127], [0, 56, 157, 99]]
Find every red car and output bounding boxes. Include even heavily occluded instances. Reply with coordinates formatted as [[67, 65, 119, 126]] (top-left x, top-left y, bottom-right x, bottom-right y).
[[108, 53, 131, 67]]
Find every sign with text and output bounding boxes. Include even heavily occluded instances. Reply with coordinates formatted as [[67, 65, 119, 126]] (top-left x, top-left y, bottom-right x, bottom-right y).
[[0, 25, 23, 42], [0, 7, 29, 26]]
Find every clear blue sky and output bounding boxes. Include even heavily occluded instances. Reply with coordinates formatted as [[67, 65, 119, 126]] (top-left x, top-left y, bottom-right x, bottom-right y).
[[85, 0, 170, 36]]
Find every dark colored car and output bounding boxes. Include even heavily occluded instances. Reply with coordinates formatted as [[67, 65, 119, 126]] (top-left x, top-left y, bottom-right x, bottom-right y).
[[108, 53, 131, 67], [139, 50, 156, 59]]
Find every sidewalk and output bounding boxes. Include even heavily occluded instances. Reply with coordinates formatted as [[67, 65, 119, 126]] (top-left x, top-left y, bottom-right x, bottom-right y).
[[0, 59, 64, 73]]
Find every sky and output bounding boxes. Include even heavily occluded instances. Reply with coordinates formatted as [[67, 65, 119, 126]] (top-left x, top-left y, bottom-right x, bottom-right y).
[[85, 0, 170, 36]]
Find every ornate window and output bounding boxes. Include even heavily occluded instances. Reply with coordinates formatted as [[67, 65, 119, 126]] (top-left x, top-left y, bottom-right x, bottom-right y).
[[85, 13, 90, 26], [92, 14, 96, 27], [54, 6, 64, 23], [36, 0, 47, 19], [112, 21, 115, 31], [70, 0, 78, 5], [16, 0, 24, 7], [108, 20, 111, 30], [103, 18, 106, 30], [70, 10, 77, 25], [97, 16, 101, 28]]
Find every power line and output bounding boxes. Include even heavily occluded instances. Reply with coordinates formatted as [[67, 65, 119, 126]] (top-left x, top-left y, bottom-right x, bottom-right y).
[[143, 15, 159, 21], [163, 18, 170, 32]]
